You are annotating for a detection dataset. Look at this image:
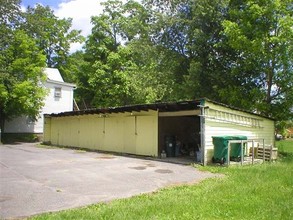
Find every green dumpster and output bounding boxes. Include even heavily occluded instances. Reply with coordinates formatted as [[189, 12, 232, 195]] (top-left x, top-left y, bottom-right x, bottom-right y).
[[230, 135, 247, 161], [212, 136, 233, 164]]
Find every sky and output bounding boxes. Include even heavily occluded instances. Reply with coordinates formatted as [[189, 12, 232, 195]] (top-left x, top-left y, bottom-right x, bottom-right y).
[[21, 0, 107, 52]]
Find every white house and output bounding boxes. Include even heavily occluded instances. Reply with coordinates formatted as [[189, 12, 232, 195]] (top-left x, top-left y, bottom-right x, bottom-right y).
[[4, 68, 76, 135]]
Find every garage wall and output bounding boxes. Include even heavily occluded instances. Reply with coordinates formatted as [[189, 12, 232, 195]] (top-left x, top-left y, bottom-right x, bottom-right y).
[[203, 101, 275, 162], [44, 111, 159, 157]]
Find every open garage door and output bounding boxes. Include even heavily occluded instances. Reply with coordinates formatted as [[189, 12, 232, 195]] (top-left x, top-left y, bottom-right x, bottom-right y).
[[158, 115, 201, 160]]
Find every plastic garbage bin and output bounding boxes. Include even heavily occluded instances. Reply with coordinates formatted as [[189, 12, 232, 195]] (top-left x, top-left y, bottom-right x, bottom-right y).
[[164, 135, 175, 157], [212, 136, 234, 164], [230, 135, 247, 161]]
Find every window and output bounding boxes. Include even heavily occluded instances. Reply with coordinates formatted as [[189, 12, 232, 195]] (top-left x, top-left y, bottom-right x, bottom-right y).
[[54, 87, 62, 98]]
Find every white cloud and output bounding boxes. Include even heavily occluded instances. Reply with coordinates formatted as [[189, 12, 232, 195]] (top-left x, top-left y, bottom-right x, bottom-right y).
[[54, 0, 138, 53], [54, 0, 106, 52], [55, 0, 105, 37]]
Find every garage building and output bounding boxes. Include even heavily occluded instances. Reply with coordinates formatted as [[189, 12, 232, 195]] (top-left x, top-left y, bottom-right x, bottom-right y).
[[43, 98, 275, 165]]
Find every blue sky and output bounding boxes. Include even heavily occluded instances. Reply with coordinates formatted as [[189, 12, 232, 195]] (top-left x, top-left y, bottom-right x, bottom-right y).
[[21, 0, 61, 8], [20, 0, 132, 52], [21, 0, 105, 52]]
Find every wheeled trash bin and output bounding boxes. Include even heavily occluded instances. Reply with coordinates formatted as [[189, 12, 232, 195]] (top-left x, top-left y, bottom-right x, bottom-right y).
[[212, 135, 247, 164], [164, 135, 176, 157], [212, 136, 233, 164], [230, 135, 247, 161]]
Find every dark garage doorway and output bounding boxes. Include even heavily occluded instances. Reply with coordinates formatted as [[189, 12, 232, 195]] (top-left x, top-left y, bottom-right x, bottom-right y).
[[158, 116, 201, 160]]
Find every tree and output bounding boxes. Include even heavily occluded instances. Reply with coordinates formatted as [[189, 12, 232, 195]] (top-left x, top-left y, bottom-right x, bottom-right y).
[[75, 0, 179, 108], [0, 0, 47, 136], [276, 120, 293, 138], [143, 0, 232, 100], [21, 4, 84, 81], [73, 0, 292, 123], [0, 30, 47, 133], [144, 0, 292, 121], [221, 0, 293, 120], [80, 0, 134, 108]]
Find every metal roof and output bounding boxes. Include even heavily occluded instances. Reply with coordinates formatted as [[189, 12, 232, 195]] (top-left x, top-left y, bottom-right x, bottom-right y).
[[48, 100, 202, 117], [46, 98, 274, 120]]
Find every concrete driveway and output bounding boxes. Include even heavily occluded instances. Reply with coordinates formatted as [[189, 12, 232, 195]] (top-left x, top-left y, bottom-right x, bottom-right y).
[[0, 143, 219, 219]]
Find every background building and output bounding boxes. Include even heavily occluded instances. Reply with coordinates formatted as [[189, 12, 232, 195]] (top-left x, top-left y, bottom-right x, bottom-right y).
[[4, 68, 76, 136]]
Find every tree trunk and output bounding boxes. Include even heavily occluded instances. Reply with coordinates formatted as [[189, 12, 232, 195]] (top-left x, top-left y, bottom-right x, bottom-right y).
[[266, 58, 275, 105]]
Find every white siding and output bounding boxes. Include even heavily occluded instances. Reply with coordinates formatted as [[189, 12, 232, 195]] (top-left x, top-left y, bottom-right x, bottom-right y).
[[42, 82, 74, 114], [4, 75, 75, 134], [203, 101, 275, 162]]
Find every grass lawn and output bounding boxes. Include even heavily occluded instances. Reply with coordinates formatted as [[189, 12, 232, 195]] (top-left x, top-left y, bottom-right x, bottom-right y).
[[276, 139, 293, 153], [31, 141, 293, 220]]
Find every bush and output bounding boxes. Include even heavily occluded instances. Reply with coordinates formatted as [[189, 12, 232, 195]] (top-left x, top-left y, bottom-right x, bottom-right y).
[[2, 133, 41, 144]]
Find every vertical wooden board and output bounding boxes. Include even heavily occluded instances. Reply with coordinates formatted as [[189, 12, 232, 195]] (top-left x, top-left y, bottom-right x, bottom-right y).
[[136, 116, 157, 156], [49, 118, 58, 145], [56, 118, 63, 146], [79, 116, 97, 149], [78, 116, 88, 149], [65, 117, 79, 147], [43, 117, 51, 142], [95, 117, 105, 150], [103, 117, 121, 152], [89, 116, 103, 150], [116, 116, 124, 152], [58, 118, 65, 146], [123, 117, 136, 154]]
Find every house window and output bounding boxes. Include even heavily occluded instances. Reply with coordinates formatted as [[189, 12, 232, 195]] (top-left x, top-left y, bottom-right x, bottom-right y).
[[54, 87, 62, 98]]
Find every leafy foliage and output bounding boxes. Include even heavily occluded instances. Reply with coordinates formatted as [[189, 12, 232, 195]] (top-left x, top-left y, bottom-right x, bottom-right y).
[[0, 29, 47, 129], [21, 4, 84, 81], [221, 0, 293, 120], [1, 0, 292, 129], [0, 1, 47, 132]]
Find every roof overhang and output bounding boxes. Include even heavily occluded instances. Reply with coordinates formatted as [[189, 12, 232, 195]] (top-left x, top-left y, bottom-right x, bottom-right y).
[[46, 79, 76, 88], [46, 98, 274, 120], [49, 100, 202, 117]]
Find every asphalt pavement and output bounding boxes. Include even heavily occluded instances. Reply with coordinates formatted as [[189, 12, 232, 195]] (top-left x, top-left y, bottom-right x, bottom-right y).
[[0, 143, 219, 219]]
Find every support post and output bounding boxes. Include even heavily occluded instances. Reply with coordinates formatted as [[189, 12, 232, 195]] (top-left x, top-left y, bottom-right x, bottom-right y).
[[241, 140, 243, 165], [227, 141, 230, 167], [199, 105, 206, 166], [262, 139, 265, 162], [252, 140, 254, 165]]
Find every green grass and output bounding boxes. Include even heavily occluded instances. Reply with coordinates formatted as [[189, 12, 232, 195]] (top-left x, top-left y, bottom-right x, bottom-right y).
[[276, 139, 293, 154], [31, 142, 293, 220]]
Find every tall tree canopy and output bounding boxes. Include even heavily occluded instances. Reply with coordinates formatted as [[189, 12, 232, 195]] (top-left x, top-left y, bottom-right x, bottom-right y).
[[0, 0, 47, 132], [21, 4, 84, 81], [76, 0, 292, 121], [2, 0, 291, 131], [221, 0, 293, 120]]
